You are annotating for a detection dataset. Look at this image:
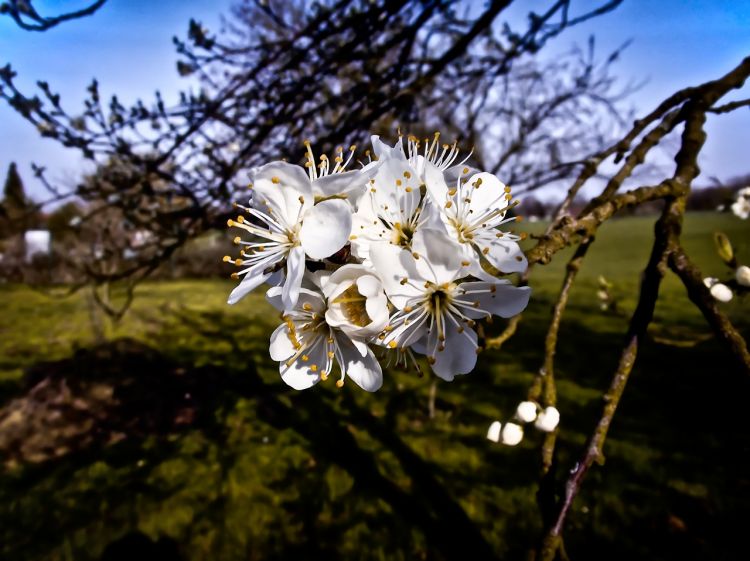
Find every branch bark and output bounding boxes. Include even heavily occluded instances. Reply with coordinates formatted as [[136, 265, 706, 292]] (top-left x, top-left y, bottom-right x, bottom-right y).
[[668, 246, 750, 375]]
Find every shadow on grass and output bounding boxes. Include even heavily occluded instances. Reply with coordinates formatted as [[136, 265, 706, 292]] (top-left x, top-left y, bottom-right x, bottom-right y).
[[0, 305, 748, 561]]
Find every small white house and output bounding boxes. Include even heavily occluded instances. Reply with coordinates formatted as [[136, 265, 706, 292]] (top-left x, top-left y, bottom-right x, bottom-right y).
[[24, 230, 51, 262]]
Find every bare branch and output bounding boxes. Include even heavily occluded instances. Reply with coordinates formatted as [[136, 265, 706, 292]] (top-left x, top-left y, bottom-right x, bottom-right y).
[[0, 0, 107, 31]]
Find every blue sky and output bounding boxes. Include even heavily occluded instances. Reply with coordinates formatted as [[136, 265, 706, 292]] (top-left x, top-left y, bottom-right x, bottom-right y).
[[1, 0, 749, 200]]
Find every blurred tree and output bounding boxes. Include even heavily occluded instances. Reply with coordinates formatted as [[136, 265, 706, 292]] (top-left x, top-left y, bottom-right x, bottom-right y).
[[45, 200, 83, 241], [0, 0, 626, 285], [0, 161, 33, 236]]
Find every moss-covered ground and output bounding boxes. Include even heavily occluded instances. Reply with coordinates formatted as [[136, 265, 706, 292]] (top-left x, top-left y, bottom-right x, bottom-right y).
[[0, 212, 748, 560]]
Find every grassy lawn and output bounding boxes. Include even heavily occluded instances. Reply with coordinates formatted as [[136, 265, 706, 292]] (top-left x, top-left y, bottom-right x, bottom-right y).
[[0, 212, 748, 561]]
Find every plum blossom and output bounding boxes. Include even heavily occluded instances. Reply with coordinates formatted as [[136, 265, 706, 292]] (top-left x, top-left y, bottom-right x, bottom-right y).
[[321, 264, 390, 339], [226, 131, 533, 395], [351, 147, 441, 262], [425, 163, 527, 278], [371, 228, 530, 380], [227, 149, 374, 308], [267, 275, 385, 392], [371, 132, 473, 183]]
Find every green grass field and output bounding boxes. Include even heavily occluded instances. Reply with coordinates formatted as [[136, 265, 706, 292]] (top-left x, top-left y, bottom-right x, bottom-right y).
[[0, 212, 748, 561]]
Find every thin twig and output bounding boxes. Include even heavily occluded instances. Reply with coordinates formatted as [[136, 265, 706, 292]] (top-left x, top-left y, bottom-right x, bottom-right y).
[[536, 103, 711, 561], [668, 246, 750, 375], [537, 198, 675, 561], [485, 314, 522, 349]]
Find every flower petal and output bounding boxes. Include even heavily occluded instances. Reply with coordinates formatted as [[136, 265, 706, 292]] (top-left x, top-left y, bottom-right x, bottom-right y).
[[463, 172, 508, 219], [350, 197, 390, 261], [269, 323, 296, 362], [282, 246, 306, 309], [313, 168, 370, 200], [299, 199, 352, 260], [371, 157, 421, 225], [455, 281, 531, 319], [280, 335, 325, 390], [371, 135, 406, 161], [335, 333, 383, 392], [252, 161, 313, 227], [411, 228, 465, 285], [473, 231, 528, 274], [420, 321, 478, 381], [424, 161, 450, 206], [369, 242, 424, 309], [444, 164, 478, 188], [227, 268, 273, 305]]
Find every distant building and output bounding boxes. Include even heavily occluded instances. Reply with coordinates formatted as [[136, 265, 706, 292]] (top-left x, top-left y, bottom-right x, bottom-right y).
[[24, 230, 51, 262]]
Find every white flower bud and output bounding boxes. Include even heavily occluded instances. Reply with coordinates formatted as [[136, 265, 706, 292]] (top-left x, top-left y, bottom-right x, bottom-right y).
[[709, 282, 733, 303], [515, 401, 538, 423], [535, 406, 560, 432], [501, 422, 524, 446], [736, 265, 750, 288], [486, 421, 502, 443], [732, 188, 750, 219], [703, 277, 718, 289]]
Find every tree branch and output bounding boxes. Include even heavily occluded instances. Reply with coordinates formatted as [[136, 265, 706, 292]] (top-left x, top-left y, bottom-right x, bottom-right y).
[[1, 0, 107, 31], [668, 246, 750, 375]]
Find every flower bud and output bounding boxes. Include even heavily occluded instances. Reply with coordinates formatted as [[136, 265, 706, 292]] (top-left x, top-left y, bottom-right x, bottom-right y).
[[486, 421, 502, 443], [732, 187, 750, 219], [535, 406, 560, 432], [515, 401, 538, 423], [501, 422, 524, 446], [709, 282, 733, 303], [736, 265, 750, 288], [703, 277, 718, 289]]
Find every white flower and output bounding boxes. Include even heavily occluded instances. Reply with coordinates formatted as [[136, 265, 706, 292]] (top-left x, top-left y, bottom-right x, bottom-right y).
[[321, 264, 390, 339], [703, 277, 719, 289], [534, 406, 560, 432], [350, 151, 441, 262], [736, 265, 750, 287], [424, 162, 527, 278], [516, 401, 538, 423], [302, 140, 378, 202], [371, 132, 470, 181], [371, 228, 531, 380], [227, 161, 355, 308], [710, 282, 733, 302], [731, 187, 750, 219], [501, 422, 524, 446], [487, 421, 502, 443], [267, 285, 383, 392]]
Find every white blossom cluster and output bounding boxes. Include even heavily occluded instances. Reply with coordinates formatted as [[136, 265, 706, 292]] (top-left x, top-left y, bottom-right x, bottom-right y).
[[225, 134, 531, 391]]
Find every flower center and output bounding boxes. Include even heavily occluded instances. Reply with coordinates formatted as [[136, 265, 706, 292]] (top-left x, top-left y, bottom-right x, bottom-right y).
[[332, 284, 372, 327], [286, 224, 301, 247], [448, 218, 474, 243], [424, 282, 456, 314], [391, 222, 415, 247]]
